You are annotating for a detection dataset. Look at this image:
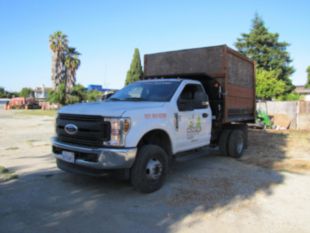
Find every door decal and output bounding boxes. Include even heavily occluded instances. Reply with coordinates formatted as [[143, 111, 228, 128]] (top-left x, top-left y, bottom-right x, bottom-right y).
[[186, 114, 202, 139]]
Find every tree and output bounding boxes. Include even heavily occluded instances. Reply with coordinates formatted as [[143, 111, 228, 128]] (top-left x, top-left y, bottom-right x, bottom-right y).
[[64, 47, 81, 92], [47, 83, 66, 105], [71, 84, 87, 101], [86, 90, 102, 102], [125, 48, 143, 86], [48, 84, 94, 105], [0, 87, 19, 98], [19, 87, 33, 98], [49, 31, 68, 89], [49, 31, 82, 105], [306, 66, 310, 88], [256, 69, 286, 100], [0, 87, 7, 98], [277, 92, 300, 101], [235, 15, 294, 92], [9, 92, 19, 98]]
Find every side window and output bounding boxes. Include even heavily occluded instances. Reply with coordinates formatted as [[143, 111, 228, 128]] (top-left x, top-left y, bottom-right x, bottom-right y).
[[128, 86, 143, 98], [177, 84, 208, 111]]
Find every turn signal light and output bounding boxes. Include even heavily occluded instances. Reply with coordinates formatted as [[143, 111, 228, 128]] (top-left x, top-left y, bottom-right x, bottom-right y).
[[124, 119, 131, 133]]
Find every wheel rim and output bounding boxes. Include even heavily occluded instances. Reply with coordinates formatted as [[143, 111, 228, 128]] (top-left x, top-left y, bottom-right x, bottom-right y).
[[145, 158, 163, 180]]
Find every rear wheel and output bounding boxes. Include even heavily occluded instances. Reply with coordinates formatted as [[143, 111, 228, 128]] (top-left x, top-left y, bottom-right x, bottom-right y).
[[228, 129, 245, 158], [131, 145, 168, 193], [219, 129, 231, 156]]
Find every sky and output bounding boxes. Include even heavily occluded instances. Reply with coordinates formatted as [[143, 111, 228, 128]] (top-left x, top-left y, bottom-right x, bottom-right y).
[[0, 0, 309, 91]]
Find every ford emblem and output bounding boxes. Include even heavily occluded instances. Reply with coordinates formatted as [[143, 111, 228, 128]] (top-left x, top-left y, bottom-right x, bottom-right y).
[[64, 124, 78, 135]]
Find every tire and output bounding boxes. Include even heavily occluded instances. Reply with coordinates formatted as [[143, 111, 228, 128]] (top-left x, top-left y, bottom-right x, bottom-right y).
[[131, 145, 168, 193], [228, 129, 245, 158], [219, 129, 231, 156], [237, 124, 248, 149]]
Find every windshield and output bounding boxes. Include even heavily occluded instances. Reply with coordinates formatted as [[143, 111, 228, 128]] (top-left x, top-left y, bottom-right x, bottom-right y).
[[109, 80, 181, 102]]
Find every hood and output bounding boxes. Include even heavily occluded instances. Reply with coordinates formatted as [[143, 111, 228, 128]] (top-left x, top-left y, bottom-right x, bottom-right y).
[[58, 101, 165, 117]]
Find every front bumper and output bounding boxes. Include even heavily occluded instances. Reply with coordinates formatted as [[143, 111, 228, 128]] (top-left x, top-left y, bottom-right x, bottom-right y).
[[52, 137, 137, 170]]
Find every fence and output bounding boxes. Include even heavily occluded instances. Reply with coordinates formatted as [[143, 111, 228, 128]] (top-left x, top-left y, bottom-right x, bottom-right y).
[[257, 101, 310, 130]]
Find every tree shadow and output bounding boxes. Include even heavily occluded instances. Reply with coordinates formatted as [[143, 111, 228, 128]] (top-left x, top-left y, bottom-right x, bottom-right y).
[[0, 129, 288, 233]]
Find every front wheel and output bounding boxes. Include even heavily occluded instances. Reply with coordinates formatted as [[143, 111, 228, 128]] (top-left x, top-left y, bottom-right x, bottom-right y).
[[130, 145, 168, 193]]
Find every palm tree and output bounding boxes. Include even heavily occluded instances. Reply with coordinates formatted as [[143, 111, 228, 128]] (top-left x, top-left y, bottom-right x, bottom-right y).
[[64, 47, 81, 92], [49, 31, 68, 89]]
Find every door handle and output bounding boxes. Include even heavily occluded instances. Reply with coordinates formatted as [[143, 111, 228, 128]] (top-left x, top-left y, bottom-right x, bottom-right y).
[[202, 113, 208, 118]]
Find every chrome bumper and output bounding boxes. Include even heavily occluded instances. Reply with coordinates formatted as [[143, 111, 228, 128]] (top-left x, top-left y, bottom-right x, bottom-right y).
[[52, 137, 137, 169]]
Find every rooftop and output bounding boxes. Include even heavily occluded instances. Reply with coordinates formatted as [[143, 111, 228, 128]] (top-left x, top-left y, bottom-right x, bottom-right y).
[[295, 86, 310, 94]]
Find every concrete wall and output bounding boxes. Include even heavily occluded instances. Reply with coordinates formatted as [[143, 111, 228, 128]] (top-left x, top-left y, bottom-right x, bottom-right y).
[[257, 101, 310, 129]]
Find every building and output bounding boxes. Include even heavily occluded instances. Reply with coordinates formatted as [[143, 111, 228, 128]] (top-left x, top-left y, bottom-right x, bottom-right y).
[[87, 84, 113, 93], [34, 85, 50, 100], [295, 85, 310, 101]]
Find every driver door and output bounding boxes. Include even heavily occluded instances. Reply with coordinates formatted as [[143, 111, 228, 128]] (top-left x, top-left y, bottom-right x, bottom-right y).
[[175, 84, 211, 152]]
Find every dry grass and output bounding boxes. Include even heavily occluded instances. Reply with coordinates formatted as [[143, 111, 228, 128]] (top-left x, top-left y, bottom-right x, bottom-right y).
[[0, 165, 18, 183], [241, 129, 310, 173], [15, 110, 56, 117], [5, 146, 19, 151]]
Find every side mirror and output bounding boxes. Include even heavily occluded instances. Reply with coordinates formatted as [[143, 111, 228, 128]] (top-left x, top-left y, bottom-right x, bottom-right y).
[[202, 101, 209, 108]]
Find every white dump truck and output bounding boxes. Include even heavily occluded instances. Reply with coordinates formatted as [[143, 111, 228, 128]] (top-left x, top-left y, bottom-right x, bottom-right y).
[[52, 45, 256, 193]]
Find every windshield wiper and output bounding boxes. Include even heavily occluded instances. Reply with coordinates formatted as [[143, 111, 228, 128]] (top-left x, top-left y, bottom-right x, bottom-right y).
[[123, 97, 146, 101]]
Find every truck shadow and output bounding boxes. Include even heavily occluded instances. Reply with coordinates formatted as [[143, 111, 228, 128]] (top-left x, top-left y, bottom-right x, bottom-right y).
[[0, 129, 288, 233]]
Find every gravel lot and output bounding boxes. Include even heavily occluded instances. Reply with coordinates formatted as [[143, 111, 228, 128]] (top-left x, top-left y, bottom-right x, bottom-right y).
[[1, 109, 310, 233]]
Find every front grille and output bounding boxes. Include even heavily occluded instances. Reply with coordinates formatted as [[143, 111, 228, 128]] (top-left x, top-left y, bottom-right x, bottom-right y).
[[56, 113, 111, 147]]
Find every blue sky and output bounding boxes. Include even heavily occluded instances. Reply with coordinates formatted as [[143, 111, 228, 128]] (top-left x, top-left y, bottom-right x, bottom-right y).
[[0, 0, 309, 91]]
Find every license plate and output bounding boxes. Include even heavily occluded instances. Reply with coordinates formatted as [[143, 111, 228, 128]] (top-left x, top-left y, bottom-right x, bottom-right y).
[[61, 150, 75, 163]]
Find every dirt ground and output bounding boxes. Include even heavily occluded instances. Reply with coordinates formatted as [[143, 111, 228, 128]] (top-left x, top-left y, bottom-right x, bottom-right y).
[[241, 129, 310, 173], [0, 109, 310, 233]]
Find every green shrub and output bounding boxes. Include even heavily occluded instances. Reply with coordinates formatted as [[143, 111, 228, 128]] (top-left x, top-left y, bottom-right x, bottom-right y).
[[86, 90, 102, 102], [277, 93, 301, 101], [47, 84, 103, 105]]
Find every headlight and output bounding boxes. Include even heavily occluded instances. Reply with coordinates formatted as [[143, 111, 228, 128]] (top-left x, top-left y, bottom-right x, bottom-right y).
[[104, 117, 131, 147]]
